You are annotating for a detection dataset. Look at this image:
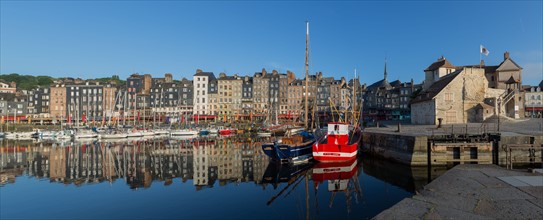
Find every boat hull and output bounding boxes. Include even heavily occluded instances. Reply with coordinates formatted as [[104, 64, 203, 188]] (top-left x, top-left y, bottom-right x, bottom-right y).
[[312, 159, 358, 182], [170, 130, 198, 136], [99, 134, 127, 139], [262, 141, 314, 164], [312, 127, 362, 163], [219, 130, 231, 135]]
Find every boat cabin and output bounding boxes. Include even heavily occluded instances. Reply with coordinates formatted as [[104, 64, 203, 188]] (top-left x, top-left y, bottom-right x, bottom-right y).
[[327, 123, 349, 135]]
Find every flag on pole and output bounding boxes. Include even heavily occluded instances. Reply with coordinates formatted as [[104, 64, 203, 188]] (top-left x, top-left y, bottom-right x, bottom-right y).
[[480, 45, 489, 56]]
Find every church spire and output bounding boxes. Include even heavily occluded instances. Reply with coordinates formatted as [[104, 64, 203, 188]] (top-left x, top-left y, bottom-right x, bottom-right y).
[[384, 58, 388, 81]]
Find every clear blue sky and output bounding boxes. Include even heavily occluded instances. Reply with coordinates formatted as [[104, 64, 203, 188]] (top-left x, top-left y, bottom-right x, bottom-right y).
[[1, 1, 542, 85]]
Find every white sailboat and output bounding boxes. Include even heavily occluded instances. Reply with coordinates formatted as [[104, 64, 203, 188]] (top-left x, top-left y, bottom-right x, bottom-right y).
[[99, 131, 128, 139]]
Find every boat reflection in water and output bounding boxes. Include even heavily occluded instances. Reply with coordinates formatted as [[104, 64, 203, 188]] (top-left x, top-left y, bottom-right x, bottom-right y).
[[312, 159, 362, 214], [1, 137, 422, 219]]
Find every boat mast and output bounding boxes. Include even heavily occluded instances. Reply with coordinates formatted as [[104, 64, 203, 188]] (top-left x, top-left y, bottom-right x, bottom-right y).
[[133, 92, 137, 126], [353, 69, 357, 124], [143, 96, 146, 129], [123, 90, 128, 126], [304, 21, 309, 130]]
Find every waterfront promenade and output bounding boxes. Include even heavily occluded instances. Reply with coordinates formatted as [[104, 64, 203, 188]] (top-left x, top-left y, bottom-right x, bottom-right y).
[[365, 117, 543, 136], [374, 164, 543, 219]]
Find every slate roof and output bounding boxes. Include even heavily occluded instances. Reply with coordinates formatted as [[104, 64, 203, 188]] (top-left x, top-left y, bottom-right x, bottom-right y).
[[496, 58, 523, 71], [425, 58, 456, 71], [390, 80, 402, 88], [194, 72, 217, 80], [289, 79, 304, 86], [0, 93, 16, 101], [411, 69, 462, 104], [367, 79, 391, 90], [477, 102, 494, 109]]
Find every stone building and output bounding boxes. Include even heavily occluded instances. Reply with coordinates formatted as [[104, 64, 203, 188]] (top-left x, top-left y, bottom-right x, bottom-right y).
[[422, 56, 457, 91], [484, 52, 523, 90], [217, 73, 242, 118], [420, 52, 525, 120], [278, 72, 289, 115], [411, 68, 489, 125], [339, 81, 351, 111], [524, 80, 543, 118], [253, 69, 270, 114], [329, 78, 344, 110], [288, 79, 304, 119], [102, 86, 117, 119], [50, 85, 67, 119]]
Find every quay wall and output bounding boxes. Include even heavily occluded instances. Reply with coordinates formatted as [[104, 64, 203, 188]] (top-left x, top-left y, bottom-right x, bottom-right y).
[[361, 131, 542, 167], [361, 132, 428, 166], [498, 135, 543, 166]]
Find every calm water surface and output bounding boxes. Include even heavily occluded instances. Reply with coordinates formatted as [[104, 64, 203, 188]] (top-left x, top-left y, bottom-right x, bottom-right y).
[[0, 136, 437, 219]]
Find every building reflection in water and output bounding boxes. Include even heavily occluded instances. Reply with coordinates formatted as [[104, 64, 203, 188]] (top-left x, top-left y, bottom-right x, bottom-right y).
[[0, 136, 271, 189], [1, 137, 433, 219]]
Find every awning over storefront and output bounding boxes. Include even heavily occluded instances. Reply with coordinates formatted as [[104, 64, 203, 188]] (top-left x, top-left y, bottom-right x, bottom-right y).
[[191, 115, 217, 120], [525, 107, 543, 111], [1, 115, 27, 121], [278, 114, 299, 119]]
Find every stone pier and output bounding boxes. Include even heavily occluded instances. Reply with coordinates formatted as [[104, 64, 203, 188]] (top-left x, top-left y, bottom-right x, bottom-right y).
[[374, 164, 543, 219]]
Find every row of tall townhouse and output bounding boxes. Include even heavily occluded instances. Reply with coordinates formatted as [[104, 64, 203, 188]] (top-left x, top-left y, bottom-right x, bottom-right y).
[[1, 70, 363, 121], [49, 82, 118, 120]]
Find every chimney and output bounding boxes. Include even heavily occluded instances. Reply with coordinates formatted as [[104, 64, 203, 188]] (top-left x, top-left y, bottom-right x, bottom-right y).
[[504, 51, 510, 60], [165, 73, 173, 83]]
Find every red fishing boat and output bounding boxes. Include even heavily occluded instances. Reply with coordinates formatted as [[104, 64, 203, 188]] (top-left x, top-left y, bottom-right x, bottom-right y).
[[312, 159, 359, 186], [312, 159, 362, 213], [312, 122, 362, 162], [218, 126, 233, 135]]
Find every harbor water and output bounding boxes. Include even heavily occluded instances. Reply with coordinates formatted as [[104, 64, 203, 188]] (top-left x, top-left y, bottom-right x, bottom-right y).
[[1, 136, 440, 219]]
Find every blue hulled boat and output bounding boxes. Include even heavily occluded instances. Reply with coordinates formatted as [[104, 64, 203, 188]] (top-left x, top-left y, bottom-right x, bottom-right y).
[[261, 131, 315, 164]]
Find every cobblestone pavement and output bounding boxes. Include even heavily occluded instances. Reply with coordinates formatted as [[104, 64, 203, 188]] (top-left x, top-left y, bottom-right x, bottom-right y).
[[373, 164, 543, 220]]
